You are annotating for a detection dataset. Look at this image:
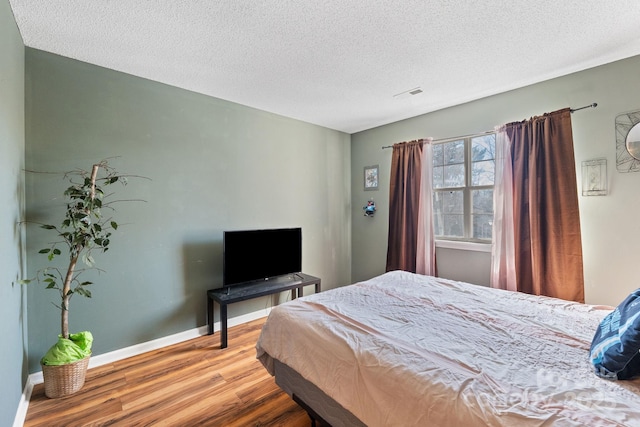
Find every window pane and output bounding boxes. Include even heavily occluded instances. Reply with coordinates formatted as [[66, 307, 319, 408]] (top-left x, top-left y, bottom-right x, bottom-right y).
[[444, 215, 464, 238], [472, 189, 493, 214], [471, 135, 495, 186], [444, 140, 464, 165], [471, 135, 496, 161], [432, 192, 443, 236], [443, 190, 463, 214], [444, 164, 465, 187], [473, 214, 493, 240], [433, 165, 444, 189], [434, 190, 463, 238], [472, 189, 493, 240], [471, 160, 495, 186], [433, 143, 444, 167]]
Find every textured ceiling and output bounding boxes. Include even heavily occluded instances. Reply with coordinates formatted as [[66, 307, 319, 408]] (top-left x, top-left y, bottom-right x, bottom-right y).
[[8, 1, 640, 133]]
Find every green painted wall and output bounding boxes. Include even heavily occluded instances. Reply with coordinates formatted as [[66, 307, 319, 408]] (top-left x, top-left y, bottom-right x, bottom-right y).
[[351, 54, 640, 307], [25, 49, 351, 373], [0, 0, 27, 422]]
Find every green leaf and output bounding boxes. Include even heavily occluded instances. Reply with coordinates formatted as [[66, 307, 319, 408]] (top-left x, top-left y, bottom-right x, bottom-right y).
[[75, 288, 92, 298], [79, 281, 93, 286], [53, 248, 61, 255], [17, 279, 31, 285], [47, 252, 55, 261], [45, 282, 56, 289], [41, 224, 56, 230], [82, 254, 95, 267], [38, 248, 51, 254], [111, 221, 118, 230]]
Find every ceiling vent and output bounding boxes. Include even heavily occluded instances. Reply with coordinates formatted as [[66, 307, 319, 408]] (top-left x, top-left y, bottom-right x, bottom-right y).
[[393, 87, 423, 99]]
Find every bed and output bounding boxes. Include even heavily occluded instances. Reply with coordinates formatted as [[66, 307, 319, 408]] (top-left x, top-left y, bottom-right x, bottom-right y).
[[255, 270, 640, 426]]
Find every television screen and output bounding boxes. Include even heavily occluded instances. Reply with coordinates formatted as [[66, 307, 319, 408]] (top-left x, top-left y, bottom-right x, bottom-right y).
[[223, 227, 302, 287]]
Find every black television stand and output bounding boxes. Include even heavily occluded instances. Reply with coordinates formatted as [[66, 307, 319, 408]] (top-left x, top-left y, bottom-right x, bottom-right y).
[[207, 273, 321, 349]]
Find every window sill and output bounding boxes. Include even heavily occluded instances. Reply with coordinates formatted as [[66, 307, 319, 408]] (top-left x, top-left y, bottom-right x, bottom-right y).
[[435, 240, 491, 253]]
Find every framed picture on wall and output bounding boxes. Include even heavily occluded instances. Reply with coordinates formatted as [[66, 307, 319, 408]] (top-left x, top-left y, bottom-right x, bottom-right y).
[[582, 158, 607, 196], [364, 165, 379, 191]]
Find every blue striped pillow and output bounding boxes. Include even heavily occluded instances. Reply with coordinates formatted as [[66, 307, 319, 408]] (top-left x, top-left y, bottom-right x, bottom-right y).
[[590, 289, 640, 380]]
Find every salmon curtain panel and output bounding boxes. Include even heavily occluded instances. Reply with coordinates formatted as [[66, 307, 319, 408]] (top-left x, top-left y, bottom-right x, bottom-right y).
[[490, 126, 517, 292], [492, 108, 584, 302], [386, 139, 436, 275]]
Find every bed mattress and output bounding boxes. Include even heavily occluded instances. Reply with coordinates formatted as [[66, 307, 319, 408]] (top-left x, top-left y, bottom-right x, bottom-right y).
[[256, 270, 640, 426]]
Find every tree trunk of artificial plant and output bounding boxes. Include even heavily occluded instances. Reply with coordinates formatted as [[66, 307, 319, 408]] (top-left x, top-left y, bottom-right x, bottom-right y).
[[60, 164, 100, 340]]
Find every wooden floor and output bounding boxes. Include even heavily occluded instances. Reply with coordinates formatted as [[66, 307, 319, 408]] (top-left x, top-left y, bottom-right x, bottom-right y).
[[24, 318, 312, 427]]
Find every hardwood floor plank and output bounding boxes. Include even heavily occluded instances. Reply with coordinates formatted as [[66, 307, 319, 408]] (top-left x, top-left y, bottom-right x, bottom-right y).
[[224, 392, 310, 427], [120, 368, 225, 412], [25, 390, 123, 427], [119, 357, 221, 410], [24, 318, 312, 427]]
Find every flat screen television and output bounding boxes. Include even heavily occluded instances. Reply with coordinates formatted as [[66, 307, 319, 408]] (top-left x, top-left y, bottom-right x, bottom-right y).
[[223, 227, 302, 287]]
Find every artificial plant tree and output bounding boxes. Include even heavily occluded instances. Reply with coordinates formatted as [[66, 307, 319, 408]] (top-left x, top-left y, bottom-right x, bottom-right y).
[[23, 160, 129, 339]]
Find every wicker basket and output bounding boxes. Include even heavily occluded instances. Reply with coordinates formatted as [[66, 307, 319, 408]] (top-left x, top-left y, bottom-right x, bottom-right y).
[[41, 354, 91, 398]]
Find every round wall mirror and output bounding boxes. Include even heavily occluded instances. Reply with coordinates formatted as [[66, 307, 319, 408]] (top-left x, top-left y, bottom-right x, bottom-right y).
[[615, 110, 640, 172], [627, 122, 640, 160]]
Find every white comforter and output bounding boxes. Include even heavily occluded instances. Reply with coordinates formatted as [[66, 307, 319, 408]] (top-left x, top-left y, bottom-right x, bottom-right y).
[[256, 271, 640, 426]]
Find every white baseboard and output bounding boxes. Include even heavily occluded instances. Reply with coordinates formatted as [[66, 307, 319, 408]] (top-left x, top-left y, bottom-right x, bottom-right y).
[[13, 308, 271, 427], [12, 380, 33, 427]]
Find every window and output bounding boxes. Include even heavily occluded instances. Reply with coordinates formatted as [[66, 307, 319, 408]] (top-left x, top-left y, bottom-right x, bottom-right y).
[[432, 134, 495, 242]]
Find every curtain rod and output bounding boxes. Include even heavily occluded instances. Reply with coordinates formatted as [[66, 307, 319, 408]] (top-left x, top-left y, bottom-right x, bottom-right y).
[[381, 102, 598, 149], [569, 102, 598, 113]]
